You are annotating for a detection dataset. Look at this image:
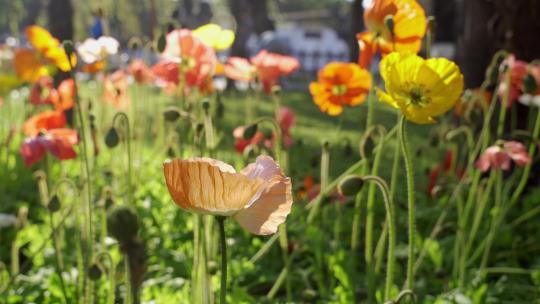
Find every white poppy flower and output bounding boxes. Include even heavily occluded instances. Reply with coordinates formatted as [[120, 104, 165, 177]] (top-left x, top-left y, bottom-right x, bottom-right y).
[[77, 36, 119, 64]]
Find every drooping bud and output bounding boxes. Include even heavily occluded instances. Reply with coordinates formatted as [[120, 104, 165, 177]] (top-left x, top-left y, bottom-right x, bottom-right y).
[[271, 85, 281, 96], [216, 95, 224, 120], [107, 205, 139, 244], [62, 40, 75, 57], [322, 139, 330, 151], [156, 33, 166, 53], [338, 175, 364, 197], [47, 195, 61, 213], [243, 124, 258, 139], [163, 107, 181, 122], [523, 74, 537, 94], [201, 98, 210, 112], [88, 263, 102, 280], [384, 15, 394, 35], [104, 127, 120, 148], [359, 134, 375, 160]]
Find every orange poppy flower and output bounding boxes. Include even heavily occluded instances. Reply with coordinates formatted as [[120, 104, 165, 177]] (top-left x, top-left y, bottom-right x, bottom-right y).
[[309, 62, 372, 116], [161, 29, 217, 89], [20, 128, 79, 167], [23, 110, 67, 136], [357, 0, 426, 68], [51, 79, 75, 110], [13, 26, 77, 82], [82, 60, 106, 74], [163, 156, 293, 235], [103, 70, 130, 109]]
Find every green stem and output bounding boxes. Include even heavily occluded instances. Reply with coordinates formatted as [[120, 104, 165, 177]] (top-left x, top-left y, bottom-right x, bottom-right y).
[[49, 212, 70, 304], [497, 68, 512, 136], [95, 252, 116, 304], [363, 175, 396, 301], [123, 256, 131, 304], [112, 112, 133, 205], [217, 217, 227, 304], [398, 115, 416, 290], [480, 171, 503, 272]]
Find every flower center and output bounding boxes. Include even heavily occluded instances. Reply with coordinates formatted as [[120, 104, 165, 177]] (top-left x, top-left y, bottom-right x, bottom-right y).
[[408, 87, 429, 107], [332, 85, 348, 96]]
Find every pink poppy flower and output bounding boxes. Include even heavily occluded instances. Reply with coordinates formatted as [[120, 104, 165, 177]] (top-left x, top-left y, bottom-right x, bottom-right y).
[[224, 57, 256, 82], [103, 70, 130, 109], [277, 106, 295, 148], [20, 128, 79, 166], [128, 59, 154, 84], [161, 29, 217, 89], [498, 55, 528, 107], [476, 141, 531, 172], [251, 50, 300, 93]]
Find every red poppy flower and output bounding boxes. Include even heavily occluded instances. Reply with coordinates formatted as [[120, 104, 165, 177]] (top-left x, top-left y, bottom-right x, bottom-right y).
[[23, 110, 67, 136], [251, 50, 300, 93], [51, 79, 75, 110], [427, 150, 465, 198], [29, 76, 55, 105], [233, 126, 265, 153], [20, 128, 79, 166]]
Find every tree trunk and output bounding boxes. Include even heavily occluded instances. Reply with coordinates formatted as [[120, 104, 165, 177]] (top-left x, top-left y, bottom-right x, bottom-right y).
[[47, 0, 73, 41], [349, 0, 363, 62], [228, 0, 275, 57]]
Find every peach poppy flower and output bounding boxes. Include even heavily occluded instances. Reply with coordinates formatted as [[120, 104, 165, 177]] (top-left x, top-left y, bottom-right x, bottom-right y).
[[51, 79, 75, 110], [13, 26, 76, 82], [498, 55, 528, 107], [476, 141, 531, 172], [224, 57, 257, 82], [309, 62, 372, 116], [357, 0, 427, 68], [23, 110, 66, 136], [103, 70, 130, 109], [251, 50, 300, 93], [163, 156, 293, 235], [161, 29, 217, 89], [20, 128, 79, 167], [29, 76, 55, 105], [82, 60, 106, 74], [128, 59, 154, 84]]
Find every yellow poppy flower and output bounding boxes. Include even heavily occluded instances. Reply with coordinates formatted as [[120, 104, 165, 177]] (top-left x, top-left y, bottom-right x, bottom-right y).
[[377, 52, 464, 124], [193, 24, 235, 51], [13, 26, 76, 82]]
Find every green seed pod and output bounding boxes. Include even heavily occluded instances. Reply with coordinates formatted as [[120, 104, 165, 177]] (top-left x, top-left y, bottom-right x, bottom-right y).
[[207, 260, 218, 275], [384, 15, 394, 35], [195, 123, 205, 135], [338, 175, 364, 197], [243, 124, 258, 139], [271, 85, 281, 95], [104, 197, 114, 209], [524, 74, 537, 94], [104, 127, 120, 148], [167, 146, 175, 158], [157, 33, 167, 53], [88, 264, 102, 281], [107, 205, 139, 244], [216, 96, 225, 120], [201, 98, 210, 112], [62, 40, 74, 57], [163, 108, 181, 122], [322, 139, 330, 150], [47, 195, 61, 213], [359, 135, 375, 160]]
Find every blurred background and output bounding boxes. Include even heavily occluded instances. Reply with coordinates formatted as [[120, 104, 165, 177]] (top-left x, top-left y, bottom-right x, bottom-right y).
[[1, 0, 539, 87]]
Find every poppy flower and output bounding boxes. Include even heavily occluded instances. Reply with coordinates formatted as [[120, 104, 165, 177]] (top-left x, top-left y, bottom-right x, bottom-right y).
[[498, 55, 528, 107], [357, 0, 427, 68], [128, 59, 154, 84], [309, 62, 372, 116], [193, 23, 235, 51], [233, 126, 265, 154], [377, 52, 464, 124], [476, 141, 531, 172], [77, 36, 119, 64], [29, 76, 55, 105], [51, 79, 75, 110], [297, 175, 346, 203], [251, 50, 300, 93], [20, 128, 79, 167], [276, 107, 295, 148], [426, 150, 465, 197], [103, 70, 130, 109], [224, 57, 257, 82], [163, 156, 293, 235], [23, 110, 67, 136], [13, 26, 76, 82], [161, 29, 217, 89], [517, 62, 540, 107]]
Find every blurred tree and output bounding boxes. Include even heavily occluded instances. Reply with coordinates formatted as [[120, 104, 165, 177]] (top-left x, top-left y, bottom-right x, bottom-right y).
[[229, 0, 275, 57], [349, 0, 363, 62], [48, 0, 74, 41]]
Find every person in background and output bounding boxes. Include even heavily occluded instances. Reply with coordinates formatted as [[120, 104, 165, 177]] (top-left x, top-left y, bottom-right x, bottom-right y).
[[91, 8, 105, 38]]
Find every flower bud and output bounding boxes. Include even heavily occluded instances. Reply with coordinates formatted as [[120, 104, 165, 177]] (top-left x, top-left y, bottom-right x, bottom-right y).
[[47, 195, 61, 213], [384, 15, 394, 35], [271, 85, 281, 95], [322, 140, 330, 150], [243, 124, 258, 139], [104, 127, 120, 148], [167, 146, 175, 158], [163, 108, 181, 122], [201, 98, 210, 112], [88, 264, 102, 281], [216, 96, 225, 120], [338, 175, 364, 197], [523, 74, 537, 94], [195, 123, 205, 135], [207, 260, 218, 275], [360, 135, 375, 159], [107, 205, 139, 244], [62, 40, 75, 57], [156, 33, 166, 53]]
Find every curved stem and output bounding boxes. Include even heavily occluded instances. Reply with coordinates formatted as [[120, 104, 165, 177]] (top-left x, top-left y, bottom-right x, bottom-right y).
[[398, 115, 416, 290], [217, 217, 227, 304], [362, 175, 396, 301], [95, 252, 116, 304], [112, 112, 133, 205]]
